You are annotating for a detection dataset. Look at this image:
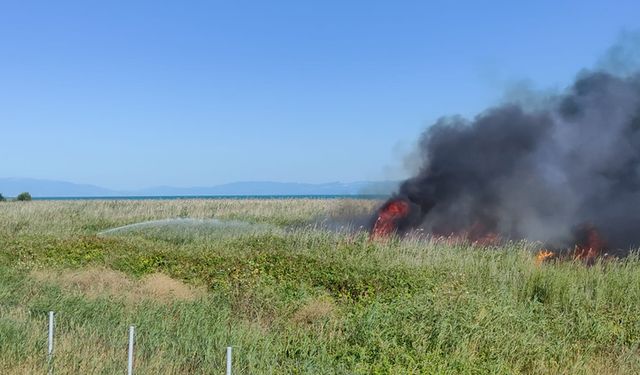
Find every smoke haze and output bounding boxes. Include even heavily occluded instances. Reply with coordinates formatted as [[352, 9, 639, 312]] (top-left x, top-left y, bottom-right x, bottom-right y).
[[392, 36, 640, 253]]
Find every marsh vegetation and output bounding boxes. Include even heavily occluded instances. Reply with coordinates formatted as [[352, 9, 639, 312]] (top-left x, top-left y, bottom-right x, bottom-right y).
[[0, 199, 638, 374]]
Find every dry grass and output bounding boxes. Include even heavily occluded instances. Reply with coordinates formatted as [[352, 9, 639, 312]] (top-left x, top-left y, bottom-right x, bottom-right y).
[[31, 267, 203, 303], [1, 363, 43, 375], [291, 296, 336, 325], [139, 273, 202, 303], [0, 198, 378, 235]]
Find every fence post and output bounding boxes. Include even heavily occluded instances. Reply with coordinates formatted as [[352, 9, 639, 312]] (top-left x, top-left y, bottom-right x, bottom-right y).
[[128, 326, 135, 375], [226, 346, 232, 375], [48, 311, 54, 373]]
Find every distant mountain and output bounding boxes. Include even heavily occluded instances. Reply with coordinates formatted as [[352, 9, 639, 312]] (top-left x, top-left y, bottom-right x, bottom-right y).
[[134, 181, 399, 196], [0, 178, 117, 197], [0, 178, 399, 198]]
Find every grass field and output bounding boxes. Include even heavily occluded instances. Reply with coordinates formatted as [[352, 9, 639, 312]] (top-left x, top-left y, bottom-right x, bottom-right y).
[[0, 199, 638, 374]]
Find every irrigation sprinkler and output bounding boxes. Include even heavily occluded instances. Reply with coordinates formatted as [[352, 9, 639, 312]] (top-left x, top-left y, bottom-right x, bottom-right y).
[[127, 325, 135, 375], [48, 311, 54, 373], [226, 346, 232, 375]]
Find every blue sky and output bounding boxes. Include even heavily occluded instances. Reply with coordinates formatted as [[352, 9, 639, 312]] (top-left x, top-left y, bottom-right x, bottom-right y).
[[0, 1, 638, 189]]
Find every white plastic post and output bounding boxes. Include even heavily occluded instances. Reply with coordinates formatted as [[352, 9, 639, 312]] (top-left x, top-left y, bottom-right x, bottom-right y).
[[226, 346, 232, 375], [48, 311, 54, 361], [127, 326, 135, 375]]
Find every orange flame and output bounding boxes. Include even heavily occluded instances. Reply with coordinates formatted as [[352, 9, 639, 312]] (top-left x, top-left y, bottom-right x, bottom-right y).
[[535, 250, 555, 265], [371, 202, 609, 267], [371, 199, 410, 238]]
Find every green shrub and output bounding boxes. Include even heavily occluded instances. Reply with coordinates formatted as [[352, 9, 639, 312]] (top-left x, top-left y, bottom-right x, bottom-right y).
[[0, 193, 5, 202], [16, 192, 32, 201]]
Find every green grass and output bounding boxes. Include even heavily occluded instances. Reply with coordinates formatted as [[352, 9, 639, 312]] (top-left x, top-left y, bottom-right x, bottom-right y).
[[0, 199, 638, 374]]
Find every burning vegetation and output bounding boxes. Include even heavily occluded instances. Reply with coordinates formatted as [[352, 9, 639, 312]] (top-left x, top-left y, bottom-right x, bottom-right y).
[[370, 69, 640, 263]]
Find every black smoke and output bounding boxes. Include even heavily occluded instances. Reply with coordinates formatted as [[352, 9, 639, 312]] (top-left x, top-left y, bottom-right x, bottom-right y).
[[384, 69, 640, 254]]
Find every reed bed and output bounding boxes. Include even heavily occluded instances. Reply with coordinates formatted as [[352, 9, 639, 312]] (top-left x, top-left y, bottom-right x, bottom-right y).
[[0, 199, 638, 374]]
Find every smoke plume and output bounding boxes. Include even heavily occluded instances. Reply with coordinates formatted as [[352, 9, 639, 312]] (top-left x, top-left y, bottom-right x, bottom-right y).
[[386, 66, 640, 254]]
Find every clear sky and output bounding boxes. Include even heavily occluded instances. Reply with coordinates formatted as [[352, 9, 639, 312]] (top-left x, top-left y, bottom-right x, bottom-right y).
[[1, 1, 638, 189]]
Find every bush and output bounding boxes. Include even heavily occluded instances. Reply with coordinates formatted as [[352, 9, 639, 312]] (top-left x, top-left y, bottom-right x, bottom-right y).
[[0, 193, 5, 202], [16, 192, 32, 201]]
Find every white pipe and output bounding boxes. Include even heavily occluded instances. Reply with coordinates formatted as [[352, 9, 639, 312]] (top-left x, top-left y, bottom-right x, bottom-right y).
[[48, 311, 54, 360], [226, 346, 232, 375], [127, 326, 135, 375], [47, 311, 55, 375]]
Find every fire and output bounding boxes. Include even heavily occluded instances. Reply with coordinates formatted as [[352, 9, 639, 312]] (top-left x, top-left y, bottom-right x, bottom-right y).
[[535, 225, 607, 264], [371, 200, 502, 245], [573, 224, 606, 264], [371, 199, 410, 238], [535, 250, 555, 264], [370, 197, 610, 265], [467, 221, 500, 245]]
